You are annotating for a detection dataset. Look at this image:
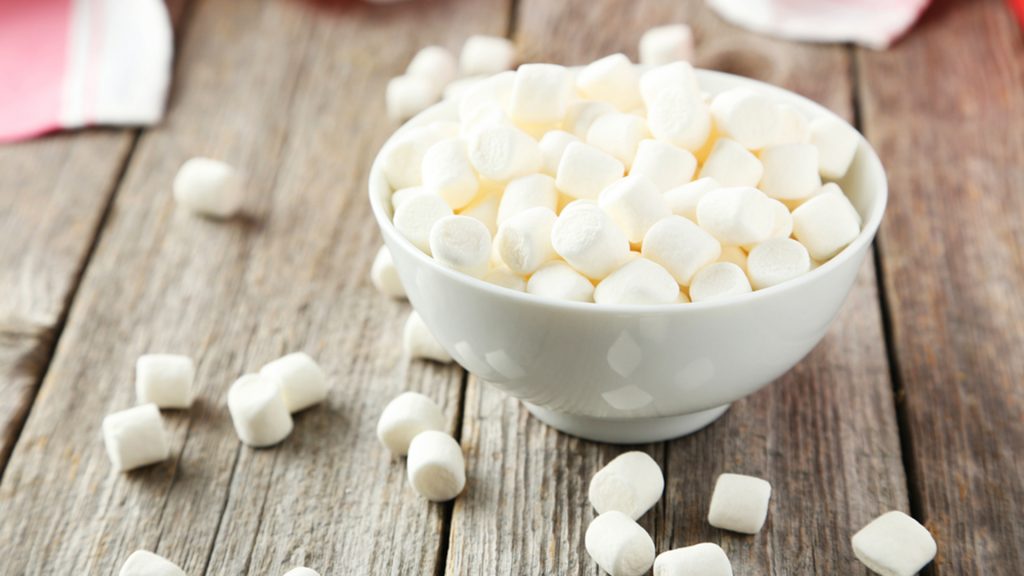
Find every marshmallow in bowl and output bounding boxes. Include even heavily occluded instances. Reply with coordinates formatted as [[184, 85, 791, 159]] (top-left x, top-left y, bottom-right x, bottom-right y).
[[381, 122, 458, 190], [495, 207, 557, 275], [586, 112, 649, 168], [689, 263, 752, 303], [791, 191, 861, 261], [429, 215, 492, 277], [595, 258, 679, 305], [809, 116, 860, 179], [468, 125, 542, 182], [758, 143, 822, 201], [510, 63, 573, 126], [588, 451, 665, 520], [421, 138, 479, 210], [699, 138, 763, 187], [483, 266, 527, 291], [630, 139, 698, 192], [642, 65, 711, 151], [551, 201, 631, 280], [459, 35, 516, 77], [707, 472, 772, 534], [406, 430, 466, 502], [458, 189, 501, 235], [709, 88, 781, 150], [563, 100, 617, 139], [371, 246, 406, 299], [404, 311, 452, 363], [598, 175, 671, 244], [639, 24, 695, 66], [585, 511, 656, 576], [527, 261, 595, 302], [394, 193, 453, 254], [259, 352, 328, 413], [497, 174, 559, 225], [555, 142, 625, 200], [377, 391, 446, 456], [664, 177, 722, 220], [696, 187, 775, 246], [537, 130, 580, 176], [641, 216, 721, 286], [227, 374, 294, 448], [746, 238, 811, 290], [576, 53, 642, 111]]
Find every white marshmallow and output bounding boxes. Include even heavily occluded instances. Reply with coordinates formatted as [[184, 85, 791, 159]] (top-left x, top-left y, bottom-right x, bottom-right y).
[[227, 374, 294, 448], [393, 193, 453, 254], [555, 142, 625, 200], [495, 207, 557, 275], [641, 215, 721, 286], [639, 24, 695, 66], [173, 157, 243, 218], [421, 138, 479, 210], [816, 182, 863, 225], [429, 215, 492, 277], [758, 143, 822, 200], [595, 258, 679, 305], [773, 104, 810, 145], [457, 70, 514, 123], [653, 543, 732, 576], [551, 201, 631, 279], [386, 74, 440, 123], [689, 263, 752, 302], [791, 191, 860, 260], [698, 138, 764, 187], [640, 63, 710, 151], [585, 511, 656, 576], [459, 101, 514, 141], [586, 112, 649, 168], [391, 186, 429, 211], [664, 177, 722, 220], [526, 261, 595, 302], [135, 354, 194, 409], [404, 311, 452, 363], [707, 473, 772, 533], [718, 245, 747, 269], [576, 53, 642, 111], [458, 190, 501, 236], [459, 35, 516, 77], [443, 75, 485, 103], [537, 130, 579, 176], [809, 116, 859, 179], [498, 173, 558, 224], [747, 238, 811, 290], [852, 510, 937, 576], [377, 391, 446, 456], [709, 88, 781, 150], [639, 62, 700, 104], [406, 46, 457, 93], [381, 122, 458, 190], [282, 568, 320, 576], [589, 451, 665, 519], [406, 430, 466, 502], [483, 266, 527, 291], [696, 186, 775, 246], [629, 139, 697, 192], [260, 352, 328, 413], [371, 246, 406, 299], [510, 63, 572, 126], [765, 198, 794, 240], [119, 550, 186, 576], [563, 100, 617, 139], [598, 175, 670, 244], [468, 125, 542, 182], [103, 403, 171, 471]]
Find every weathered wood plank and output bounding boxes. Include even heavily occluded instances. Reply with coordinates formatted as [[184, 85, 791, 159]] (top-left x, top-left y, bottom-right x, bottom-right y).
[[859, 0, 1024, 572]]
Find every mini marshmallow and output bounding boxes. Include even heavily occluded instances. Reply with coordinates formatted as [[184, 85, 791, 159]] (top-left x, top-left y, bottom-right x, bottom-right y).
[[689, 263, 752, 303], [809, 116, 859, 179], [707, 473, 772, 533], [119, 550, 186, 576], [459, 35, 516, 77], [468, 125, 542, 182], [527, 261, 595, 302], [576, 53, 642, 111], [391, 186, 429, 211], [393, 193, 453, 254], [585, 511, 656, 576], [639, 24, 695, 66], [696, 186, 775, 246], [598, 175, 670, 244], [774, 104, 810, 145], [747, 238, 811, 290], [381, 122, 457, 189], [791, 191, 860, 260], [404, 311, 452, 363], [282, 568, 320, 576], [563, 100, 617, 139], [718, 245, 748, 270], [765, 198, 794, 240], [457, 70, 515, 123], [653, 543, 732, 576], [458, 190, 501, 235], [429, 215, 492, 277], [852, 510, 937, 576], [537, 130, 579, 176], [406, 46, 456, 93], [377, 391, 446, 456], [459, 101, 514, 141], [495, 207, 557, 275], [586, 112, 649, 168], [260, 352, 328, 413], [371, 245, 406, 299], [555, 142, 625, 200], [640, 63, 710, 151], [227, 374, 294, 447], [421, 138, 479, 210], [758, 143, 822, 201], [664, 177, 722, 220], [641, 215, 721, 286], [443, 75, 485, 103], [498, 173, 558, 224], [816, 182, 863, 225], [103, 403, 171, 471], [698, 138, 764, 187], [639, 62, 700, 105], [595, 258, 679, 305], [629, 139, 697, 192], [173, 157, 243, 218], [135, 354, 194, 409], [510, 63, 572, 126], [483, 266, 527, 291], [551, 201, 631, 279], [589, 451, 665, 519], [386, 74, 440, 122], [709, 88, 781, 150], [406, 430, 466, 502]]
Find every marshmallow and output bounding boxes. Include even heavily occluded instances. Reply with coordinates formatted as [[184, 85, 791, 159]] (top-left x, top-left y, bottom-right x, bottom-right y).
[[391, 186, 429, 211], [598, 175, 670, 244], [173, 157, 243, 218], [381, 122, 457, 190], [852, 510, 937, 576], [259, 352, 328, 413], [639, 24, 695, 66], [640, 63, 710, 151], [696, 186, 775, 246], [429, 215, 492, 277], [458, 190, 501, 236], [371, 246, 406, 299], [589, 451, 665, 519], [746, 238, 811, 290], [585, 511, 656, 576], [653, 543, 732, 576], [709, 88, 781, 150], [468, 125, 542, 182], [555, 142, 625, 200], [707, 473, 772, 533], [527, 261, 595, 302], [718, 245, 747, 270], [809, 116, 859, 179], [498, 173, 558, 224], [576, 53, 642, 111], [629, 139, 697, 192], [664, 177, 722, 220], [377, 391, 446, 456], [816, 182, 863, 225], [765, 198, 794, 240], [551, 201, 631, 279], [227, 374, 294, 448], [386, 74, 440, 122], [791, 191, 860, 260], [586, 112, 649, 168], [393, 193, 453, 254], [641, 215, 721, 286], [758, 143, 822, 200], [406, 46, 457, 93], [119, 550, 186, 576], [483, 266, 527, 291], [510, 63, 572, 126], [282, 568, 320, 576], [459, 101, 514, 141], [774, 104, 810, 145], [406, 430, 466, 502], [495, 207, 557, 275], [459, 35, 516, 77], [639, 62, 700, 104], [698, 138, 763, 187], [103, 403, 171, 471], [135, 354, 194, 409], [444, 75, 485, 103], [537, 130, 579, 176], [404, 311, 452, 363], [457, 70, 514, 123], [563, 100, 617, 139], [689, 263, 752, 302], [421, 138, 479, 210], [595, 258, 679, 305]]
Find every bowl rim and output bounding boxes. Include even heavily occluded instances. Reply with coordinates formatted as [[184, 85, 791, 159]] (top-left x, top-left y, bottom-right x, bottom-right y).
[[369, 67, 888, 315]]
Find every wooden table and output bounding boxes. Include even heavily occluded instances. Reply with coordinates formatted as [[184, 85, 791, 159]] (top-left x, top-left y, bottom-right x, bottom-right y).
[[1, 0, 1021, 573]]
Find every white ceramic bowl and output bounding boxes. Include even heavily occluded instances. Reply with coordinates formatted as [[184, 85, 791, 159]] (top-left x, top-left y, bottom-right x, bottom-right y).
[[369, 69, 887, 444]]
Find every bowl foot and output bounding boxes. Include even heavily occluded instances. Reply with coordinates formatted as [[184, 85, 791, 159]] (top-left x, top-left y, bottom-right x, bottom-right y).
[[522, 402, 730, 444]]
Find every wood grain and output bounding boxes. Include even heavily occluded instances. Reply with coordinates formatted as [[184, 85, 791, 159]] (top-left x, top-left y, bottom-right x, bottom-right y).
[[859, 0, 1024, 573]]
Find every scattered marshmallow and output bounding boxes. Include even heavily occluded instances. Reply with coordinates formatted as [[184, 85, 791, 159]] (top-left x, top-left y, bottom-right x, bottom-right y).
[[653, 543, 732, 576], [377, 391, 446, 456], [429, 215, 492, 277], [689, 263, 752, 303], [135, 354, 194, 409], [586, 112, 649, 168], [537, 130, 580, 176], [282, 568, 320, 576], [404, 310, 452, 363], [589, 451, 665, 519], [468, 125, 542, 182], [381, 122, 457, 190], [173, 157, 243, 218], [585, 511, 656, 576], [718, 245, 748, 270], [747, 238, 811, 290], [393, 193, 453, 254], [791, 191, 860, 260], [421, 138, 479, 210], [709, 88, 781, 150], [386, 74, 440, 122], [406, 430, 466, 502], [629, 139, 697, 192], [551, 201, 631, 279], [852, 510, 937, 576], [483, 266, 527, 291], [495, 207, 557, 275], [809, 116, 859, 179], [498, 173, 558, 224], [664, 177, 722, 220], [555, 142, 625, 200], [406, 45, 457, 93], [699, 138, 764, 187], [103, 403, 171, 471], [595, 258, 679, 305], [527, 261, 595, 302], [758, 143, 822, 201], [642, 216, 721, 286], [576, 53, 642, 111], [118, 550, 186, 576], [227, 374, 294, 448], [598, 175, 670, 244], [371, 246, 406, 299], [707, 472, 772, 533], [259, 352, 328, 413], [459, 35, 516, 77], [696, 186, 775, 246], [639, 24, 695, 66], [510, 63, 572, 126], [563, 100, 617, 139]]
